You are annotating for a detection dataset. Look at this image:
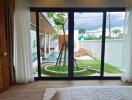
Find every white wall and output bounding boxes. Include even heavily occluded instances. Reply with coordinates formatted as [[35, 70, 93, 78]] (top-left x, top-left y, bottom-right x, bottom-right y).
[[79, 39, 123, 68], [30, 0, 128, 7]]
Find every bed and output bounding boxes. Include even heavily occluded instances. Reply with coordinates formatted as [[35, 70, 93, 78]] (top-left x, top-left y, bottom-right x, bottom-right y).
[[43, 86, 132, 100]]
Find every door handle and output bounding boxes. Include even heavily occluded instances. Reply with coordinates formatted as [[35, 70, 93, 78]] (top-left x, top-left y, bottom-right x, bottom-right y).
[[3, 52, 7, 56], [0, 52, 7, 57]]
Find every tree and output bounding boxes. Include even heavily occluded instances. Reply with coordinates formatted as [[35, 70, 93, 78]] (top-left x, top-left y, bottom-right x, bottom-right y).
[[79, 28, 85, 34], [112, 28, 121, 37], [51, 26, 60, 39], [47, 12, 67, 67]]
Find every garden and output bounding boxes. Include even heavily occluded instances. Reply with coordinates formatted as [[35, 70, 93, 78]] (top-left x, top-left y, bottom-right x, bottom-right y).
[[41, 60, 121, 77]]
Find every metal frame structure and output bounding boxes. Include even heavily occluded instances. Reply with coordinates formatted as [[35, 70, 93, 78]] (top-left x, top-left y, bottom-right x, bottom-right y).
[[30, 7, 125, 80]]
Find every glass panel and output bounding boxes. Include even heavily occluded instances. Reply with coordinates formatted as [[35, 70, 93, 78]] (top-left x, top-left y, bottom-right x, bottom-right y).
[[104, 12, 125, 76], [74, 12, 103, 77], [39, 12, 68, 77], [30, 12, 38, 77]]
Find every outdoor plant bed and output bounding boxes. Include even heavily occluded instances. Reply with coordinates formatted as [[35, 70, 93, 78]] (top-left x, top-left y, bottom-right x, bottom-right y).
[[43, 65, 90, 75], [40, 60, 121, 77], [41, 65, 100, 77]]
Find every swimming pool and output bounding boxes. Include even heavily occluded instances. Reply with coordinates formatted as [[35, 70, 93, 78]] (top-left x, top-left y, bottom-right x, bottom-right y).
[[32, 51, 68, 62]]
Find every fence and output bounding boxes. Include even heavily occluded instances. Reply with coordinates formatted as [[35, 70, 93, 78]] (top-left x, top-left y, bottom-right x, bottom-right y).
[[79, 39, 124, 68]]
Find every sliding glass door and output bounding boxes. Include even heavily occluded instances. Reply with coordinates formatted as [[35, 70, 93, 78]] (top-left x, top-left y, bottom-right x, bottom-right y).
[[74, 12, 103, 77], [104, 12, 125, 77], [30, 8, 125, 79], [36, 12, 69, 77], [30, 12, 38, 77]]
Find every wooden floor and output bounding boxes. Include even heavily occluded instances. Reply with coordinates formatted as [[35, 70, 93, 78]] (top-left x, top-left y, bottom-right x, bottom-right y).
[[0, 80, 131, 100]]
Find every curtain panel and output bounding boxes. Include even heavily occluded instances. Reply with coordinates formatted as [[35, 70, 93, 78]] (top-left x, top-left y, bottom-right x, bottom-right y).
[[122, 7, 132, 82], [4, 0, 16, 85], [14, 0, 34, 83]]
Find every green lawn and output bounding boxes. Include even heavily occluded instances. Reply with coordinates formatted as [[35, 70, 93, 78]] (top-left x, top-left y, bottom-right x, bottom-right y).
[[77, 60, 121, 73], [41, 60, 121, 77]]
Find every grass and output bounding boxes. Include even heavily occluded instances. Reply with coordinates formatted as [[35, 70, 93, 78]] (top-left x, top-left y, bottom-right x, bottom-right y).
[[41, 60, 121, 77], [47, 65, 79, 71], [77, 60, 121, 73]]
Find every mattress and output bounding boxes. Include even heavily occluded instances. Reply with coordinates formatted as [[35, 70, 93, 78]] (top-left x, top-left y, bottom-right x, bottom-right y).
[[43, 86, 132, 100]]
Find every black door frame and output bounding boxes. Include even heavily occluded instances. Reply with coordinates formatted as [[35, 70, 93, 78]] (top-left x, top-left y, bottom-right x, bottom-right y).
[[30, 8, 125, 80]]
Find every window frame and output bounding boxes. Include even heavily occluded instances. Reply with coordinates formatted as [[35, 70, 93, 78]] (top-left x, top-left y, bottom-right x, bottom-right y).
[[30, 7, 125, 80]]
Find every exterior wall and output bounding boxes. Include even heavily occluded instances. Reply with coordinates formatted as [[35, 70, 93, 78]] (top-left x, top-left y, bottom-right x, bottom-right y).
[[39, 13, 53, 34], [30, 0, 128, 8], [30, 12, 54, 34], [79, 39, 123, 68]]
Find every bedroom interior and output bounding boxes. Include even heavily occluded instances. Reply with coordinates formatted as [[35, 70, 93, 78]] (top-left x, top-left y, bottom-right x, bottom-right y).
[[0, 0, 132, 100]]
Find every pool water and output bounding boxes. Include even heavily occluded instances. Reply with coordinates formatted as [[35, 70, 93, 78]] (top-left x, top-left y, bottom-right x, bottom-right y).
[[32, 51, 68, 62], [47, 51, 68, 62], [47, 52, 59, 61]]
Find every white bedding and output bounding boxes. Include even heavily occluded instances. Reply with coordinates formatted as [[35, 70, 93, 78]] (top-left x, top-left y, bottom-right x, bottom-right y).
[[43, 86, 132, 100]]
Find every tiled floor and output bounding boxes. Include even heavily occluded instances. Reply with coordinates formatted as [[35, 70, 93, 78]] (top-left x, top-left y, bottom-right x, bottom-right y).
[[0, 80, 131, 100]]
